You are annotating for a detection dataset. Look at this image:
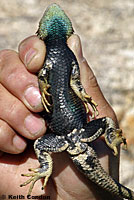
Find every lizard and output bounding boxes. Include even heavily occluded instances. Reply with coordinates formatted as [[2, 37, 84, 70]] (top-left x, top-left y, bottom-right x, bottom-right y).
[[20, 4, 134, 199]]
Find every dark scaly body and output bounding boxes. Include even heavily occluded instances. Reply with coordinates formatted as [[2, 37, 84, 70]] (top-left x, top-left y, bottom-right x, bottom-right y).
[[44, 40, 87, 134], [20, 4, 134, 199]]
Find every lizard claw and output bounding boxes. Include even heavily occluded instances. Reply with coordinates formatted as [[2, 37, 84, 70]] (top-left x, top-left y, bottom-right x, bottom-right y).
[[83, 95, 99, 118], [41, 83, 52, 113], [38, 77, 52, 113]]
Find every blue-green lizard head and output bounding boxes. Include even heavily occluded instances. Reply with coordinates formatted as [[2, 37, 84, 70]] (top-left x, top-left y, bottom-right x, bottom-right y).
[[37, 4, 74, 41]]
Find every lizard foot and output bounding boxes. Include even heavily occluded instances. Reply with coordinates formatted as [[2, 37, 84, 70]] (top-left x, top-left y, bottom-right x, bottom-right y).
[[105, 128, 127, 156], [38, 71, 52, 113], [41, 83, 52, 113], [20, 152, 53, 195], [20, 166, 52, 195], [83, 94, 99, 118], [39, 77, 52, 113]]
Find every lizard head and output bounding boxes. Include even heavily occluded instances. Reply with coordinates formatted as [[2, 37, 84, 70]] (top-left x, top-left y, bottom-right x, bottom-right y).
[[37, 4, 74, 41]]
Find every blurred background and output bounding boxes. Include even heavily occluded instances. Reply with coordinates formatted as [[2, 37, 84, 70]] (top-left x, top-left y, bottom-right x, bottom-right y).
[[0, 0, 134, 191]]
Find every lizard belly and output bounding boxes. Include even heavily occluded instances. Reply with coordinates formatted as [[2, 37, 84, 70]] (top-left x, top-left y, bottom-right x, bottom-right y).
[[44, 44, 87, 135], [49, 80, 87, 135]]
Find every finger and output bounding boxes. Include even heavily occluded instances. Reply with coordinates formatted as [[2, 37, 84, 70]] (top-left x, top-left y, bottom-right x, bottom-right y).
[[0, 49, 42, 112], [0, 84, 46, 140], [68, 34, 117, 122], [0, 119, 27, 154], [19, 35, 46, 73]]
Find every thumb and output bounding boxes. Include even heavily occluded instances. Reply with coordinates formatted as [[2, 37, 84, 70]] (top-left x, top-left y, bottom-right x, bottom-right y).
[[68, 34, 117, 123]]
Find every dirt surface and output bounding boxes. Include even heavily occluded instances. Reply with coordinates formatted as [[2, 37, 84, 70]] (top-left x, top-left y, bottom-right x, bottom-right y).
[[0, 0, 134, 193]]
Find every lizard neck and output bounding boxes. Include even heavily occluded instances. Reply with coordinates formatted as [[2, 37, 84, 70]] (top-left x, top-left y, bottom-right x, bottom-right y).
[[45, 37, 66, 47]]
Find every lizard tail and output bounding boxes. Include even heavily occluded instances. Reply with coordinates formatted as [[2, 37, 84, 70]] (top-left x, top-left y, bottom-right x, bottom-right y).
[[70, 145, 134, 199]]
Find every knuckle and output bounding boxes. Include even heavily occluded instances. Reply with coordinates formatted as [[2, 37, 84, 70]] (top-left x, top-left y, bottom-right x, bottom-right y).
[[7, 99, 21, 120], [0, 120, 10, 142], [88, 73, 98, 88], [5, 99, 27, 129], [0, 49, 17, 75], [0, 120, 14, 148], [0, 49, 11, 59], [0, 49, 16, 62], [0, 94, 23, 124], [80, 58, 99, 89], [0, 119, 22, 154]]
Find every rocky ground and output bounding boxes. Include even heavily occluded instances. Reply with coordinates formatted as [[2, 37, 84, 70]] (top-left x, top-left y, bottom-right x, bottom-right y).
[[0, 0, 134, 192]]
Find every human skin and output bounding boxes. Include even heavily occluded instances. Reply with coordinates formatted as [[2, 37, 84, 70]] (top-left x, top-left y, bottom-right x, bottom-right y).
[[0, 34, 120, 200]]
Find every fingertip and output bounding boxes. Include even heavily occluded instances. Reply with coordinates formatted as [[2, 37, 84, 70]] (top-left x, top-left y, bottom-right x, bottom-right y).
[[67, 34, 93, 78], [12, 135, 27, 153], [19, 35, 46, 73], [0, 120, 27, 154], [68, 34, 96, 88], [24, 114, 47, 139], [67, 34, 83, 61]]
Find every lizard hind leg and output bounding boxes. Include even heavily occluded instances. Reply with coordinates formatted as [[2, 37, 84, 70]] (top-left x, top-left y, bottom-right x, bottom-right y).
[[20, 152, 53, 195]]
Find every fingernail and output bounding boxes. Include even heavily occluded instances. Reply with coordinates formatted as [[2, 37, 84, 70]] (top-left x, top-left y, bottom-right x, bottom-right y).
[[24, 48, 37, 66], [24, 86, 42, 109], [13, 135, 27, 151], [24, 114, 45, 136]]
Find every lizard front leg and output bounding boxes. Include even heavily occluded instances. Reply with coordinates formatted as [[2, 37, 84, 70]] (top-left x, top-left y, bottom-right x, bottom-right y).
[[38, 60, 53, 113], [20, 133, 69, 195], [70, 60, 98, 118]]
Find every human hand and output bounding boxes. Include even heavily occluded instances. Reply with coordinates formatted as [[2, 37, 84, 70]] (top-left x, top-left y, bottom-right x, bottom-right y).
[[0, 35, 119, 200]]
